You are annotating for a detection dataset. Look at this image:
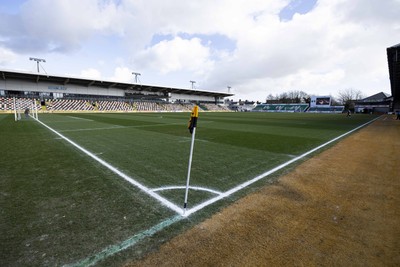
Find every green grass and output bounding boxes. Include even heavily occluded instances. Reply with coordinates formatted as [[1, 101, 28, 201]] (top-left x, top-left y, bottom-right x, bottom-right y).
[[0, 112, 378, 266]]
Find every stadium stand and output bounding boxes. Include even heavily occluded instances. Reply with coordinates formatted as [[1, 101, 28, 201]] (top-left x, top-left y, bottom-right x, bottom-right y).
[[202, 103, 231, 111], [307, 106, 344, 113], [96, 100, 134, 112], [248, 101, 346, 114], [0, 96, 230, 113], [0, 97, 13, 111], [253, 103, 309, 112], [47, 99, 95, 112], [0, 97, 41, 112]]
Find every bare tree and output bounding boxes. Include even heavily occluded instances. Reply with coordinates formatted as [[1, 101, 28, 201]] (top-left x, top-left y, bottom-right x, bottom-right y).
[[266, 94, 275, 102], [294, 90, 310, 103], [287, 91, 298, 103], [281, 90, 310, 103], [337, 88, 364, 104], [266, 90, 312, 103], [337, 88, 364, 111]]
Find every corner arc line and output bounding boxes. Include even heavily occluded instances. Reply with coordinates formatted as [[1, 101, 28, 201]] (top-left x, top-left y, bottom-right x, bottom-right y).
[[151, 186, 222, 196]]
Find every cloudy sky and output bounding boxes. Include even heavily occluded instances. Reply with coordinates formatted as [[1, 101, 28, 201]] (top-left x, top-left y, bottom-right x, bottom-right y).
[[0, 0, 399, 101]]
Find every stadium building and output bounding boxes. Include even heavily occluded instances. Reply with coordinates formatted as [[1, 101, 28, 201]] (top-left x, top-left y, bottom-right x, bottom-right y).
[[354, 92, 392, 114], [387, 43, 400, 112], [0, 69, 233, 113], [253, 95, 344, 113]]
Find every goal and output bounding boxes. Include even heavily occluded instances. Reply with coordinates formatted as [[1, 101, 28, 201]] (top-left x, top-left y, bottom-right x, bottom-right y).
[[13, 97, 39, 121]]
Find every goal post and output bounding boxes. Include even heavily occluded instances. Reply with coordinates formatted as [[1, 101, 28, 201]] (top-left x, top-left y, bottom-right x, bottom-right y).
[[32, 99, 38, 120], [13, 97, 39, 121], [13, 97, 18, 121]]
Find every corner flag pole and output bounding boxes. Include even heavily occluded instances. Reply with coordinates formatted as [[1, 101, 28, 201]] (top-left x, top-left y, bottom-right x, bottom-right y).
[[183, 105, 199, 214]]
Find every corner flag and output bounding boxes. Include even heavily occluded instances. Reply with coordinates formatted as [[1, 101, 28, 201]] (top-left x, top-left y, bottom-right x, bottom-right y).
[[184, 105, 199, 213], [188, 105, 199, 134]]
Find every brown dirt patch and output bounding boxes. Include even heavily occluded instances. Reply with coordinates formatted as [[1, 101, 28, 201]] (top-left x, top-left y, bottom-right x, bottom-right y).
[[125, 115, 400, 266]]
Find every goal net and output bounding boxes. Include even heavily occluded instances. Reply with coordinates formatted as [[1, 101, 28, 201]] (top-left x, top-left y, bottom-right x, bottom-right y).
[[13, 97, 39, 121]]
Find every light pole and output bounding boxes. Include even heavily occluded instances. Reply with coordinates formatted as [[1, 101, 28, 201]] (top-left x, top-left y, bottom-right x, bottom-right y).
[[29, 57, 46, 73], [132, 72, 141, 83], [190, 80, 196, 89]]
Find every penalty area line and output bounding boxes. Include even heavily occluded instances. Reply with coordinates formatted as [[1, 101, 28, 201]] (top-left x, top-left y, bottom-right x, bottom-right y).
[[183, 115, 381, 217], [34, 119, 183, 215]]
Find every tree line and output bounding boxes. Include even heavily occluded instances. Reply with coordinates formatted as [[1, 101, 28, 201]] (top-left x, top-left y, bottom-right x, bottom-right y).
[[266, 88, 364, 107]]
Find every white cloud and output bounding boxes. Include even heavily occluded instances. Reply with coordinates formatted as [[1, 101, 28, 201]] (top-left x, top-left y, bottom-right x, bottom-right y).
[[80, 68, 101, 80], [1, 0, 120, 53], [203, 0, 399, 99], [135, 37, 213, 74], [110, 67, 134, 82], [0, 47, 17, 65]]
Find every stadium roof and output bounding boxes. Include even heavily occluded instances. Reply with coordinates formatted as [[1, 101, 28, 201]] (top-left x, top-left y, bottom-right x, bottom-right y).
[[0, 69, 233, 98], [360, 92, 391, 102]]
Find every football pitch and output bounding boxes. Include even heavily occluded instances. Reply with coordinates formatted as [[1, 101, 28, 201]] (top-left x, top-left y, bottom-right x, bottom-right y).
[[0, 112, 379, 266]]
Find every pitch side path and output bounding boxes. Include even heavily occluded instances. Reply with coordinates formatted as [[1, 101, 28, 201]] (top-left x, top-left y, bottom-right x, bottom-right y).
[[126, 115, 400, 266]]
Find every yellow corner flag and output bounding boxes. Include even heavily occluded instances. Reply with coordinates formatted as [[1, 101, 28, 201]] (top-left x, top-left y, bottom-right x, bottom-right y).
[[184, 105, 199, 213], [188, 105, 199, 134]]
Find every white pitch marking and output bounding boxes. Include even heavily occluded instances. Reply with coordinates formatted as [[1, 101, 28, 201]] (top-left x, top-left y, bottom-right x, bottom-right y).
[[178, 137, 209, 143], [152, 186, 222, 195], [58, 123, 181, 132], [38, 120, 75, 123], [125, 123, 181, 128], [59, 126, 124, 132], [66, 116, 94, 121], [35, 119, 183, 215], [183, 116, 381, 217], [36, 115, 381, 218], [64, 215, 183, 267]]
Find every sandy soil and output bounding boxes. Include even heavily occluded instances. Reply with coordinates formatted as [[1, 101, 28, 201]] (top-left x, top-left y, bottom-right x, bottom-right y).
[[125, 115, 400, 266]]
